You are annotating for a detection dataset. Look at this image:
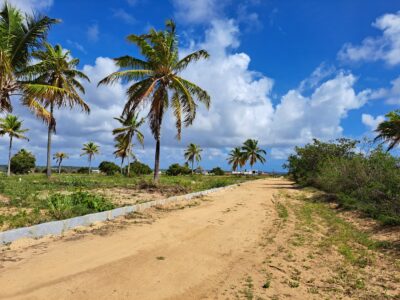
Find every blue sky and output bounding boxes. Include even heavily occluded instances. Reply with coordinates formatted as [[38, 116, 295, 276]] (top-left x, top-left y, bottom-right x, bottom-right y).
[[1, 0, 400, 171]]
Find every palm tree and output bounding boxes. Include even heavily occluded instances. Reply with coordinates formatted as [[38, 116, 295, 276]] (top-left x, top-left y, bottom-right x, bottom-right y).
[[0, 3, 58, 112], [53, 152, 69, 174], [113, 112, 144, 176], [0, 115, 29, 176], [241, 139, 266, 169], [23, 43, 90, 178], [227, 147, 245, 172], [375, 110, 400, 151], [99, 20, 210, 182], [114, 136, 129, 174], [81, 142, 100, 174], [184, 143, 202, 174]]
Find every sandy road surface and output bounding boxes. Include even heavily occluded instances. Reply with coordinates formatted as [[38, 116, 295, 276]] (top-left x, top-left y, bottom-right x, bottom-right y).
[[0, 178, 286, 300], [1, 178, 398, 300]]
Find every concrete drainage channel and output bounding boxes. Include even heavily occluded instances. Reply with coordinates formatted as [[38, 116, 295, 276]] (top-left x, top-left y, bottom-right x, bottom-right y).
[[0, 184, 238, 245]]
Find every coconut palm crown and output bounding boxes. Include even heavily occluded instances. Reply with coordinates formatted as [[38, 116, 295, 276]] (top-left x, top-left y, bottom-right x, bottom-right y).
[[241, 139, 266, 169], [81, 142, 100, 174], [375, 110, 400, 151], [0, 115, 29, 176], [113, 112, 144, 176], [227, 147, 245, 172], [99, 19, 210, 181], [0, 3, 58, 113], [184, 143, 202, 174]]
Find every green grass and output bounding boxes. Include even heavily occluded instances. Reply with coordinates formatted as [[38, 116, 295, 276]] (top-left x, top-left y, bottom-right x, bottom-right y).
[[0, 173, 261, 230], [293, 193, 381, 267], [275, 202, 289, 220]]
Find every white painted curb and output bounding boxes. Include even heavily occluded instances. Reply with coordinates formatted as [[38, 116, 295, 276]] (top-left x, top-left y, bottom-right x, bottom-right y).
[[0, 184, 237, 244]]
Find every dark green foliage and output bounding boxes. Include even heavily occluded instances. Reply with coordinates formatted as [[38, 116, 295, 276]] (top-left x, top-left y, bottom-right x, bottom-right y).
[[77, 167, 89, 174], [10, 149, 36, 174], [284, 138, 357, 185], [210, 167, 225, 175], [128, 161, 152, 175], [47, 192, 115, 220], [98, 161, 120, 175], [285, 139, 400, 225], [165, 163, 191, 176]]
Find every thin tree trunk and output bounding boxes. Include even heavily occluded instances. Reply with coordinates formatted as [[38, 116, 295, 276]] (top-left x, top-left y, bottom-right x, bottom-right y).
[[58, 160, 61, 174], [7, 136, 12, 176], [89, 156, 92, 174], [46, 103, 54, 178], [120, 158, 124, 174], [191, 159, 194, 175], [154, 135, 161, 182], [127, 144, 131, 177]]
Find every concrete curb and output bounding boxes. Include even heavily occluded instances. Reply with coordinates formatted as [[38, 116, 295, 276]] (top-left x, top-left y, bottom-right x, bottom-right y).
[[0, 184, 237, 244]]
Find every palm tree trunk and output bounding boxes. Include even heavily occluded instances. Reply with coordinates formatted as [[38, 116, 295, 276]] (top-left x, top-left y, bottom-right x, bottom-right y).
[[58, 160, 61, 174], [7, 136, 12, 176], [120, 158, 124, 174], [46, 103, 54, 178], [88, 156, 92, 174], [154, 135, 161, 182], [127, 144, 131, 177], [191, 159, 194, 175]]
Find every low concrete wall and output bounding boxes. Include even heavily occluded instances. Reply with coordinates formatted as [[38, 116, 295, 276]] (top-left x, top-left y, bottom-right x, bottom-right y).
[[0, 184, 236, 244]]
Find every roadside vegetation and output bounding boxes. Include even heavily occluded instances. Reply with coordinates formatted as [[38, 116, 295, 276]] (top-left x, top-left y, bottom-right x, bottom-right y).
[[285, 138, 400, 225]]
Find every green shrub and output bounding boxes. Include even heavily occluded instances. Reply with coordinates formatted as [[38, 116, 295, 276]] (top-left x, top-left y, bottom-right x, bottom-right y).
[[10, 149, 36, 174], [165, 163, 191, 176], [77, 167, 89, 174], [286, 139, 400, 225], [47, 192, 115, 220], [98, 161, 120, 175], [128, 161, 152, 175], [210, 167, 225, 175]]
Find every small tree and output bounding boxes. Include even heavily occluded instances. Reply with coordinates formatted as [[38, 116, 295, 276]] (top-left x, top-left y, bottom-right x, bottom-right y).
[[0, 115, 29, 176], [53, 152, 69, 174], [227, 147, 245, 172], [165, 163, 191, 176], [128, 161, 152, 175], [241, 139, 266, 169], [10, 149, 36, 174], [184, 143, 202, 174], [98, 161, 120, 176], [210, 167, 225, 175], [81, 142, 100, 174]]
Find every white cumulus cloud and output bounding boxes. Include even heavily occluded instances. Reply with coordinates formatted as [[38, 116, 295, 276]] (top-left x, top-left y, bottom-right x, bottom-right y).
[[362, 114, 385, 131], [338, 11, 400, 66], [1, 0, 53, 12]]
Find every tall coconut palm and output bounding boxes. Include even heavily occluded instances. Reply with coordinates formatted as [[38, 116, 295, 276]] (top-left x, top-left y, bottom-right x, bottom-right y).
[[81, 142, 99, 174], [375, 110, 400, 151], [0, 115, 29, 176], [0, 3, 58, 112], [227, 147, 245, 172], [241, 139, 266, 169], [23, 43, 90, 178], [99, 20, 210, 182], [184, 143, 202, 174], [53, 152, 69, 174], [113, 112, 144, 176]]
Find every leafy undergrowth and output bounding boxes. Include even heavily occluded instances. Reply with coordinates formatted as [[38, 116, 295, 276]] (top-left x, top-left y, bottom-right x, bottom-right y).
[[0, 173, 261, 230]]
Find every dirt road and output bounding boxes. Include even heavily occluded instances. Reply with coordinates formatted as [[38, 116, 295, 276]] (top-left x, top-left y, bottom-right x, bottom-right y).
[[0, 178, 398, 300]]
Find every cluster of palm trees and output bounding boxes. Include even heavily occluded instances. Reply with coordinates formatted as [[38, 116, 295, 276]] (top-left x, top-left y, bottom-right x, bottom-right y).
[[0, 4, 210, 181], [227, 139, 266, 171]]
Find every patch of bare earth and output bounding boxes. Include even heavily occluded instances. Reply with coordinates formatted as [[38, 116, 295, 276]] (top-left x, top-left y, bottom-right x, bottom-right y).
[[0, 179, 398, 300]]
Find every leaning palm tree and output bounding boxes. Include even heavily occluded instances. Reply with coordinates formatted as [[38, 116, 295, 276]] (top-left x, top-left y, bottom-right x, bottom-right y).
[[375, 110, 400, 151], [227, 147, 245, 172], [0, 3, 58, 112], [113, 112, 144, 176], [99, 20, 210, 182], [0, 115, 29, 176], [23, 43, 90, 178], [184, 143, 202, 174], [241, 139, 266, 169], [53, 152, 69, 174], [81, 142, 100, 174]]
